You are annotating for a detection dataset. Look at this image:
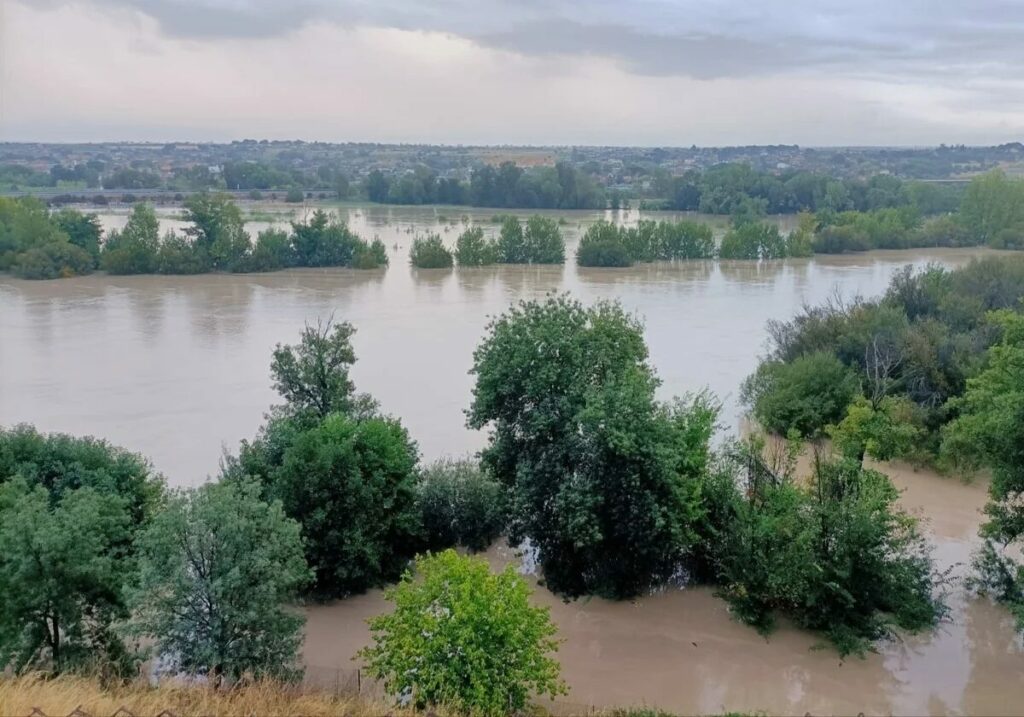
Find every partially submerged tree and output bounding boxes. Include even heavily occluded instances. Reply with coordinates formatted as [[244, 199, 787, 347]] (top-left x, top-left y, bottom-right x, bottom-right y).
[[360, 550, 565, 716]]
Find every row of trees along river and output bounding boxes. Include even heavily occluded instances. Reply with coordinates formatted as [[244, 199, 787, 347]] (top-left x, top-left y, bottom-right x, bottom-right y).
[[3, 169, 1024, 279]]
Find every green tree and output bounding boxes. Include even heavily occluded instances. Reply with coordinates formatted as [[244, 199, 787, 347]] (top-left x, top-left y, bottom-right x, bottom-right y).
[[454, 226, 497, 266], [100, 203, 159, 274], [522, 215, 565, 264], [960, 170, 1024, 246], [495, 215, 527, 263], [360, 550, 565, 715], [828, 396, 922, 466], [418, 457, 507, 552], [742, 352, 860, 438], [290, 210, 362, 267], [0, 478, 132, 674], [264, 413, 421, 597], [576, 220, 631, 267], [128, 479, 310, 682], [942, 310, 1024, 628], [409, 233, 454, 268], [719, 222, 787, 260], [468, 296, 716, 598], [182, 192, 250, 270], [270, 319, 362, 421], [51, 209, 102, 264]]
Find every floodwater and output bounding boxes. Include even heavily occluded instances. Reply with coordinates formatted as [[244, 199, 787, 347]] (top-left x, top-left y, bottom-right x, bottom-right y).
[[0, 203, 1001, 485], [303, 461, 1024, 716], [2, 204, 1022, 715]]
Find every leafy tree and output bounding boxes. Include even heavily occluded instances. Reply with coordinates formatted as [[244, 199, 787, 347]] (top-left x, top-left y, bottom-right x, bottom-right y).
[[365, 170, 390, 203], [711, 453, 943, 655], [182, 192, 250, 270], [263, 413, 421, 597], [155, 232, 208, 275], [0, 478, 132, 674], [522, 215, 565, 264], [742, 352, 860, 438], [352, 237, 389, 269], [13, 241, 94, 279], [409, 234, 453, 268], [284, 188, 304, 203], [468, 296, 716, 598], [455, 226, 497, 266], [719, 222, 787, 260], [128, 479, 310, 682], [960, 170, 1024, 246], [51, 209, 102, 264], [100, 203, 159, 274], [418, 457, 506, 552], [247, 228, 295, 271], [576, 220, 631, 267], [290, 210, 362, 267], [828, 396, 922, 466], [360, 550, 565, 715], [495, 216, 527, 263], [942, 310, 1024, 629], [270, 319, 360, 421]]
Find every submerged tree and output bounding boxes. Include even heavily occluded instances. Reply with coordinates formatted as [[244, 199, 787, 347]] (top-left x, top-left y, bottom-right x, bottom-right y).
[[468, 295, 716, 598]]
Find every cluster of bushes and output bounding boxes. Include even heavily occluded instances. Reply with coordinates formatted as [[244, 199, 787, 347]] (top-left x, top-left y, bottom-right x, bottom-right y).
[[576, 219, 715, 267], [0, 197, 102, 278], [101, 198, 388, 275], [1, 194, 389, 280], [411, 215, 565, 268]]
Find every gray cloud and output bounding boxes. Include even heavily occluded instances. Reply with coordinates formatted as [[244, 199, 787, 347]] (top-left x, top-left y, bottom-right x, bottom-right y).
[[38, 0, 1024, 82]]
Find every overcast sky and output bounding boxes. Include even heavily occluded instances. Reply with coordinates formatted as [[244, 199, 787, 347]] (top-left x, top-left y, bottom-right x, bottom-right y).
[[3, 0, 1024, 145]]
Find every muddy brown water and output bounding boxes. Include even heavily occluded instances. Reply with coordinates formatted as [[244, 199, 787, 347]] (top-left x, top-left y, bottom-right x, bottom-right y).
[[1, 204, 1022, 714]]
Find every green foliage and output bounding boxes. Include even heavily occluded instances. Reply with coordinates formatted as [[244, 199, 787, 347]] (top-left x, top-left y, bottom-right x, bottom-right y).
[[454, 226, 498, 266], [718, 222, 787, 260], [0, 478, 133, 674], [51, 209, 102, 262], [182, 192, 250, 270], [522, 215, 565, 264], [576, 220, 632, 267], [360, 550, 565, 715], [742, 352, 860, 438], [290, 210, 362, 267], [495, 216, 527, 263], [352, 237, 389, 269], [264, 413, 421, 597], [0, 426, 162, 674], [959, 170, 1024, 246], [284, 188, 305, 203], [100, 203, 160, 274], [410, 233, 454, 268], [812, 207, 922, 253], [710, 451, 944, 655], [828, 396, 922, 465], [128, 479, 310, 682], [270, 319, 359, 421], [468, 295, 717, 598], [417, 457, 507, 552], [155, 232, 209, 274], [247, 228, 295, 271], [12, 241, 94, 279], [942, 310, 1024, 629]]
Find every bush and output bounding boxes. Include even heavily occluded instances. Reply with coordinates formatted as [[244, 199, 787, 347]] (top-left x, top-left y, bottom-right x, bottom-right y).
[[455, 226, 497, 266], [576, 220, 631, 267], [495, 215, 527, 263], [522, 215, 565, 264], [409, 234, 453, 268], [360, 550, 565, 715], [12, 241, 94, 279], [719, 222, 787, 260], [156, 233, 209, 274], [246, 228, 295, 271], [742, 352, 860, 438], [352, 237, 388, 269], [417, 458, 506, 552], [711, 453, 944, 655], [284, 188, 304, 203]]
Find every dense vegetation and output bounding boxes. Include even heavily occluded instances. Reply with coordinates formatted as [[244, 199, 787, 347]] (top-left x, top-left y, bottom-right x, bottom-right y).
[[360, 550, 565, 715], [576, 219, 714, 267], [1, 194, 388, 279]]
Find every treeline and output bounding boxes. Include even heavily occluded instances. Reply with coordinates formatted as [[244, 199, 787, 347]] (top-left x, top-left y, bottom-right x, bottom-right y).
[[0, 194, 388, 279], [743, 256, 1024, 630], [366, 161, 605, 210]]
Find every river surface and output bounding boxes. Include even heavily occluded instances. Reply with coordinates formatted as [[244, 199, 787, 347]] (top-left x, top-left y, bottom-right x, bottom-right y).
[[1, 204, 1022, 715]]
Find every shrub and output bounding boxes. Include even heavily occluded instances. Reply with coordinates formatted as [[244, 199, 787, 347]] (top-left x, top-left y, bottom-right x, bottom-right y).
[[247, 228, 295, 271], [284, 188, 304, 203], [455, 226, 497, 266], [576, 220, 631, 267], [417, 457, 506, 552], [495, 215, 527, 263], [360, 550, 566, 715], [409, 234, 453, 268], [742, 352, 860, 438], [156, 232, 209, 274], [719, 222, 787, 260], [12, 241, 94, 279], [522, 215, 565, 264]]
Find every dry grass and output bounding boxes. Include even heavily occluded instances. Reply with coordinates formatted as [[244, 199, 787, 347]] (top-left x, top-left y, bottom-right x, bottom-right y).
[[0, 674, 410, 717]]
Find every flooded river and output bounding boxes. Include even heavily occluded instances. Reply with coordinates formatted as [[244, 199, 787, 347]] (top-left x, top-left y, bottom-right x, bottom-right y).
[[1, 204, 1022, 714]]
